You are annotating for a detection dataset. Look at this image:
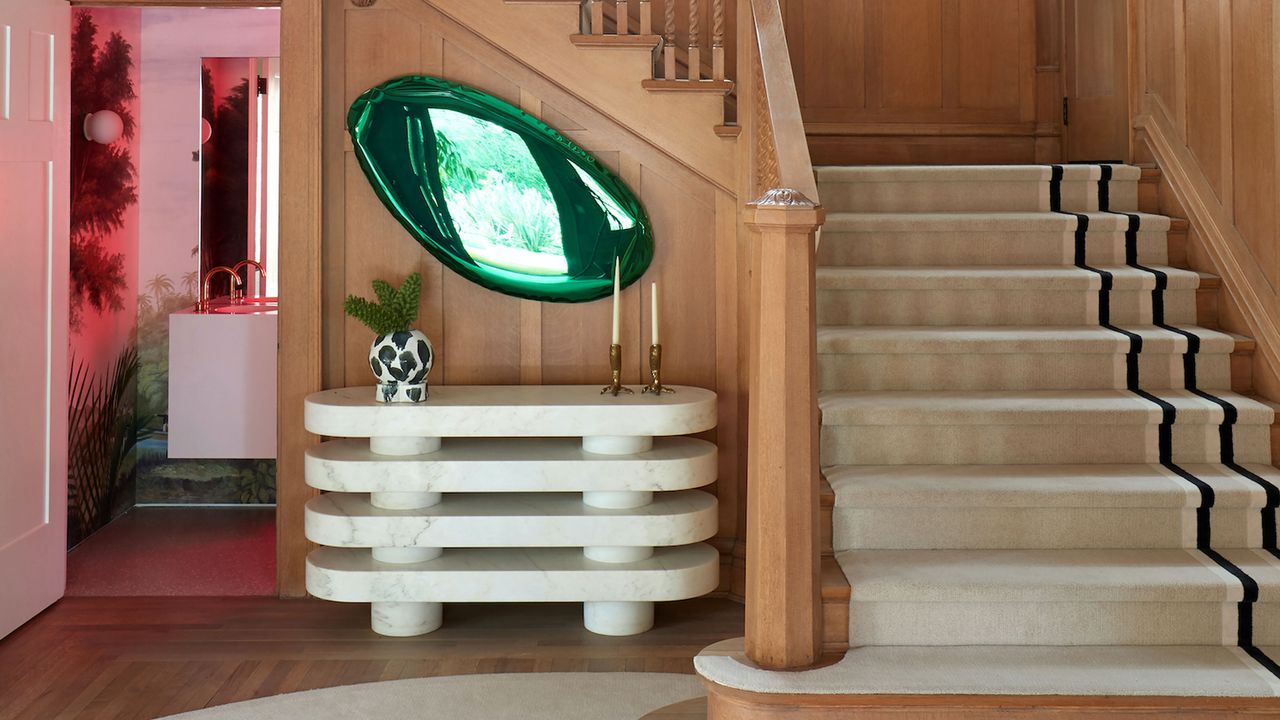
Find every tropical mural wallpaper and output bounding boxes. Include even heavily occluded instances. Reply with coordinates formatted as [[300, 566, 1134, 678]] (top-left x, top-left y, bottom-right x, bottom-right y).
[[68, 8, 142, 547], [67, 9, 274, 549]]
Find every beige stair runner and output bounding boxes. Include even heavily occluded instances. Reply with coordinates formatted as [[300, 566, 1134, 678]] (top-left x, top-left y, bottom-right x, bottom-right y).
[[698, 164, 1280, 697]]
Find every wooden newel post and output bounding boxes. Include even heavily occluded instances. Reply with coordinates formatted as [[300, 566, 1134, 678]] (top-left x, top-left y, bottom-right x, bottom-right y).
[[744, 188, 825, 670]]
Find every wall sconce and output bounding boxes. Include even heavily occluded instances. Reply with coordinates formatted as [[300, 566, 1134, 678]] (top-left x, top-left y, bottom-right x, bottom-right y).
[[83, 110, 124, 144], [201, 118, 213, 144]]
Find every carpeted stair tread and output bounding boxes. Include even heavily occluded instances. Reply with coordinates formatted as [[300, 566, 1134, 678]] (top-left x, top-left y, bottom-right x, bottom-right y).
[[818, 389, 1273, 427], [816, 265, 1201, 291], [821, 210, 1170, 232], [824, 464, 1272, 509], [816, 164, 1141, 181], [836, 548, 1273, 603], [694, 639, 1280, 697], [816, 325, 1234, 355]]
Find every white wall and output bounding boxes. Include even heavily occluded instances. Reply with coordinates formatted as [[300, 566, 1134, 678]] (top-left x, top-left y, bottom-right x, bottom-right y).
[[137, 8, 279, 292]]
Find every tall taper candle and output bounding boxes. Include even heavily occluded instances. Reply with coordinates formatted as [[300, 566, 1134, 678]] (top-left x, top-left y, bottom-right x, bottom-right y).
[[611, 258, 621, 345], [651, 281, 659, 345]]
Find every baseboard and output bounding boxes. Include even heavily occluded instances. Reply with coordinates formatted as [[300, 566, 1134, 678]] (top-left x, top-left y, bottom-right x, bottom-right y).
[[704, 682, 1280, 720]]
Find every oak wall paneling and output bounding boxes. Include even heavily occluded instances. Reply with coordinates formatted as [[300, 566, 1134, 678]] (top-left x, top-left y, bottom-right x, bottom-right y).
[[1131, 0, 1280, 415], [277, 0, 323, 597], [782, 0, 1055, 164], [290, 0, 747, 597], [1063, 0, 1130, 161]]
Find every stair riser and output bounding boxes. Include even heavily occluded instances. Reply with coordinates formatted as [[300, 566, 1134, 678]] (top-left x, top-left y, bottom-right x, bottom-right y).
[[817, 352, 1231, 392], [816, 179, 1139, 214], [817, 289, 1197, 327], [817, 180, 1048, 213], [848, 601, 1234, 646], [834, 506, 1259, 551], [1255, 604, 1280, 646], [817, 230, 1167, 267], [820, 424, 1272, 466]]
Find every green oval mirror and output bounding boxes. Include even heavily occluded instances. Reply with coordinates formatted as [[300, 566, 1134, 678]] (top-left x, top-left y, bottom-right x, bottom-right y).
[[347, 75, 653, 303]]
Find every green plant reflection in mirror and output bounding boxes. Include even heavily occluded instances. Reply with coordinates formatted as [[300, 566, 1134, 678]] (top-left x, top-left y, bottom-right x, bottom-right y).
[[348, 76, 653, 303]]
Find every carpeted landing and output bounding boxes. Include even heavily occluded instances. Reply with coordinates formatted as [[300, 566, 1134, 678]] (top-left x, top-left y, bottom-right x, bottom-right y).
[[158, 672, 704, 720], [698, 164, 1280, 697]]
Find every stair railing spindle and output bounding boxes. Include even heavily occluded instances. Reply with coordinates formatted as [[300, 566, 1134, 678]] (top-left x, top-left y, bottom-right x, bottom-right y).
[[663, 0, 677, 79], [688, 0, 702, 80], [640, 0, 652, 35], [616, 0, 629, 35], [712, 0, 725, 80], [591, 0, 605, 35]]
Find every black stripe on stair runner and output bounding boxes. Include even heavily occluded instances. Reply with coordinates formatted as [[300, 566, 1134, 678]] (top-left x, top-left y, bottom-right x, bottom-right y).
[[1080, 165, 1280, 677], [1096, 165, 1280, 561]]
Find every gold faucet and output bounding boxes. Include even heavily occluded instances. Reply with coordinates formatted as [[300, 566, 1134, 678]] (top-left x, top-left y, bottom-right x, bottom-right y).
[[200, 266, 242, 313], [230, 260, 266, 303]]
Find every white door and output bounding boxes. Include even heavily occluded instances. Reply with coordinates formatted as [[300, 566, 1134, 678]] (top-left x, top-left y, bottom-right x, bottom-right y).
[[0, 0, 70, 638]]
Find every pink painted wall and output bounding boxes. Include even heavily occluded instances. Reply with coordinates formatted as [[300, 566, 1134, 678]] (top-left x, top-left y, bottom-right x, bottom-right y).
[[137, 8, 279, 296]]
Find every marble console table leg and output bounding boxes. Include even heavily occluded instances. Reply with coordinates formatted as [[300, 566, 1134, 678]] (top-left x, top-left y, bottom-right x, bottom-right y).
[[368, 435, 443, 636], [581, 435, 656, 635], [372, 601, 443, 637]]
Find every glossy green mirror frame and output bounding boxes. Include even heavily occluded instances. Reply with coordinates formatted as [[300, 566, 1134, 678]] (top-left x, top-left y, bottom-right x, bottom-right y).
[[347, 75, 654, 303]]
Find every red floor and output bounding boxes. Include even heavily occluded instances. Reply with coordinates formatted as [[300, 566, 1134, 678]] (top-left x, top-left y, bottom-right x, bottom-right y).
[[66, 506, 276, 596]]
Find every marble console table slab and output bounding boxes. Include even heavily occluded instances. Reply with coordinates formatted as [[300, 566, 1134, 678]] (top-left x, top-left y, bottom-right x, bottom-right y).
[[308, 544, 720, 603], [302, 384, 720, 638], [304, 385, 717, 438], [305, 437, 717, 493], [307, 490, 717, 548]]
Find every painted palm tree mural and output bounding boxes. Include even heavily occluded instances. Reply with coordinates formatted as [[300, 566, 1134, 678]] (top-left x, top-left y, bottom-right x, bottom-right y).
[[67, 9, 141, 545], [69, 9, 136, 332]]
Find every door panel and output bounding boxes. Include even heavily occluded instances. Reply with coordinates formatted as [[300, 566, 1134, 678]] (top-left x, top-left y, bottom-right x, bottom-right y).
[[0, 0, 70, 639], [1064, 0, 1130, 161]]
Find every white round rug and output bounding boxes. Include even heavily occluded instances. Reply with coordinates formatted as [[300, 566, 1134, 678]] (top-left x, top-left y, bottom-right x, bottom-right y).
[[160, 672, 704, 720]]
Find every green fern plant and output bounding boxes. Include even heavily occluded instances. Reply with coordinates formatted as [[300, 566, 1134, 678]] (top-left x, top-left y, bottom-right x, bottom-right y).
[[344, 271, 422, 336]]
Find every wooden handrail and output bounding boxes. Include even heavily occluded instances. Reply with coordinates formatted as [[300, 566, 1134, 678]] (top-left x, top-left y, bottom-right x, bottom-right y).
[[742, 0, 819, 206]]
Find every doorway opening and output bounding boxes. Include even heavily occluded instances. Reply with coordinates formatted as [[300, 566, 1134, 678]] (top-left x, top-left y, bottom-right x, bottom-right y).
[[65, 5, 282, 597]]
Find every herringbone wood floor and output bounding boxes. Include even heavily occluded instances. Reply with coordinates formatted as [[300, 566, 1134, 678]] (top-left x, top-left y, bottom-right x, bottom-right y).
[[0, 597, 742, 720]]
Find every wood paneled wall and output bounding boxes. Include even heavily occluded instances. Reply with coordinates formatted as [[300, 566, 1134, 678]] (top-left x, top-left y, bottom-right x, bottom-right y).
[[1131, 0, 1280, 401], [780, 0, 1061, 164], [286, 0, 745, 596]]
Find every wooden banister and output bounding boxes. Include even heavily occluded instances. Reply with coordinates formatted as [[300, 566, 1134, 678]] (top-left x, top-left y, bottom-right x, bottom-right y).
[[738, 0, 825, 671], [741, 0, 819, 204]]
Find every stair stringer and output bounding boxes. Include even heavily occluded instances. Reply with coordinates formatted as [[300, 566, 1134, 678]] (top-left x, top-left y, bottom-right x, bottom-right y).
[[382, 0, 737, 192]]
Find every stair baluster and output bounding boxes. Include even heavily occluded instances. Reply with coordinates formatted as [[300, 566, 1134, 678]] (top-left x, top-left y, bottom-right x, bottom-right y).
[[712, 0, 725, 80], [688, 0, 701, 80], [663, 0, 677, 79], [616, 0, 628, 35], [640, 0, 652, 35], [590, 0, 604, 35]]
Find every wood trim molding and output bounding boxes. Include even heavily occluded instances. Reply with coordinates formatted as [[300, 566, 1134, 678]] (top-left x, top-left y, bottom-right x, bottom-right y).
[[1134, 100, 1280, 384], [277, 0, 324, 598], [703, 681, 1280, 720]]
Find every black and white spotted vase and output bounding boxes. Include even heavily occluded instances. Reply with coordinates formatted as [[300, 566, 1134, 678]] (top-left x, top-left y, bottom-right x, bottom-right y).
[[368, 329, 434, 403]]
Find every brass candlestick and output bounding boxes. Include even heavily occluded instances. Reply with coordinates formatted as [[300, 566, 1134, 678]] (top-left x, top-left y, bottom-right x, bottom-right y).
[[643, 343, 674, 395], [601, 343, 634, 396]]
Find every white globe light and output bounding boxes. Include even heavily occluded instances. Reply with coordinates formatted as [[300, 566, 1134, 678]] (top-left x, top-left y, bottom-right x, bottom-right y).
[[83, 110, 124, 144], [200, 117, 213, 144]]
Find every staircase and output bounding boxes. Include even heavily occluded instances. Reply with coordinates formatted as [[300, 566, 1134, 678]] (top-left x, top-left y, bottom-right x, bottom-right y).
[[698, 165, 1280, 706]]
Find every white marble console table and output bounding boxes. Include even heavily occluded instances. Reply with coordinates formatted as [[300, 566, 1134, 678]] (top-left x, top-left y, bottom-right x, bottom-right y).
[[303, 385, 719, 637]]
